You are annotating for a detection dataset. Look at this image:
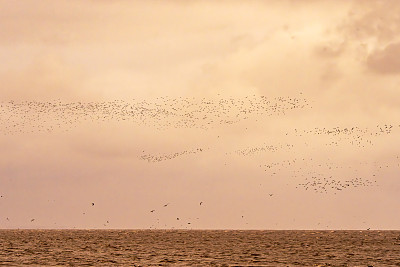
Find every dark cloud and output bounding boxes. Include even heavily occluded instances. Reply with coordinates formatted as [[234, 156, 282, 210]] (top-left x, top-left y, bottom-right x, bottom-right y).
[[313, 42, 346, 59], [338, 1, 400, 43], [367, 42, 400, 74]]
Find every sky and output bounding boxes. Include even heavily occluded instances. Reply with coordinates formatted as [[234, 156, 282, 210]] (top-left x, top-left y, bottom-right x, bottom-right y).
[[1, 0, 400, 230]]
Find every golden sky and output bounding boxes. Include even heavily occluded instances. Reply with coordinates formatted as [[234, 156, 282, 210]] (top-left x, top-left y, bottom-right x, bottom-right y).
[[1, 0, 400, 229]]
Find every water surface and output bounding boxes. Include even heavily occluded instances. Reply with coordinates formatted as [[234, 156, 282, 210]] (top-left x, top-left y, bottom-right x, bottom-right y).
[[1, 230, 399, 266]]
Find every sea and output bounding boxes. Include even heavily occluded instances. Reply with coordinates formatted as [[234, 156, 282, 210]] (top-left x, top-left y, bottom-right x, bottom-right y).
[[0, 230, 399, 266]]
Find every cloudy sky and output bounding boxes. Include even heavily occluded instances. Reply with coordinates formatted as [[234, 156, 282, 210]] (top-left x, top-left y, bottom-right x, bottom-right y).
[[1, 0, 400, 229]]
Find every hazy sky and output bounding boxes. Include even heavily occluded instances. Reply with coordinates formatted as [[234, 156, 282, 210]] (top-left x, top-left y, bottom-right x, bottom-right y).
[[1, 0, 400, 229]]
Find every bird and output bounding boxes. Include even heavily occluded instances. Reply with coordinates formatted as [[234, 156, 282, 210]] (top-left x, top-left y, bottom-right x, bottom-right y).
[[30, 219, 35, 222], [150, 210, 155, 213], [91, 203, 95, 206], [163, 203, 170, 207], [200, 202, 203, 205]]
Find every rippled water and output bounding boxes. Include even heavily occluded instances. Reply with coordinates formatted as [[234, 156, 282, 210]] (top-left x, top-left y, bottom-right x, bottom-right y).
[[0, 230, 399, 266]]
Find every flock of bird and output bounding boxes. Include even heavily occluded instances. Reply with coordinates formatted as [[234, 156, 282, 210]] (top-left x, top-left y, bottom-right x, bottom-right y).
[[297, 176, 376, 194], [0, 95, 310, 134], [1, 94, 400, 229], [232, 144, 279, 156], [139, 143, 296, 164], [259, 157, 396, 193], [140, 148, 206, 163], [291, 124, 400, 147]]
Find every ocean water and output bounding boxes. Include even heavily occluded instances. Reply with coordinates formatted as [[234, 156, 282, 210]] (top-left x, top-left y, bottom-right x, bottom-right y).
[[0, 230, 399, 266]]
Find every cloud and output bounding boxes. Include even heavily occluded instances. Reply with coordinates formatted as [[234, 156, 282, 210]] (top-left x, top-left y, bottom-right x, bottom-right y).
[[367, 42, 400, 74], [313, 41, 346, 59], [338, 1, 400, 43], [0, 0, 354, 101], [0, 53, 89, 101]]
